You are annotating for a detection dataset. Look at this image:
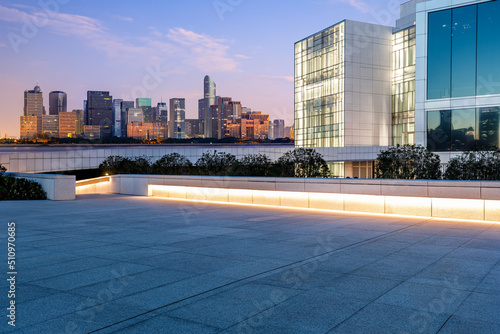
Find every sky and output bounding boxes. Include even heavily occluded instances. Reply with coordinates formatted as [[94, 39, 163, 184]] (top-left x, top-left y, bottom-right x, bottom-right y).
[[0, 0, 407, 138]]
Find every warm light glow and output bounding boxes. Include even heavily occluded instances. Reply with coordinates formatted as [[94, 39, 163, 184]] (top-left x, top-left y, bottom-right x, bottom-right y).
[[148, 184, 500, 224]]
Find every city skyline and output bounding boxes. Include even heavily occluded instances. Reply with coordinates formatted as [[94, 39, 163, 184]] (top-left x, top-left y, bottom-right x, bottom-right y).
[[0, 0, 405, 137]]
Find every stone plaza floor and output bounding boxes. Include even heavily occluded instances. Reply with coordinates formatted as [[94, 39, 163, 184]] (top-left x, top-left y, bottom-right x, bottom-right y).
[[1, 194, 500, 333]]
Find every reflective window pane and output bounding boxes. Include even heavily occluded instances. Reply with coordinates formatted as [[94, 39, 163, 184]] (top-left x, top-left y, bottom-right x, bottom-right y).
[[451, 6, 477, 98], [427, 110, 451, 151], [477, 107, 500, 149], [477, 1, 500, 95], [428, 10, 452, 99], [451, 108, 476, 150]]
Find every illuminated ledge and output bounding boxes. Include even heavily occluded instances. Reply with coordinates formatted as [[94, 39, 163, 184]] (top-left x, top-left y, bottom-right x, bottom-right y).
[[76, 176, 111, 195], [148, 185, 500, 222]]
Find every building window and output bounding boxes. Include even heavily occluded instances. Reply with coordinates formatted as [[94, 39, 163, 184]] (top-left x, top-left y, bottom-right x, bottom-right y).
[[427, 107, 500, 151], [427, 1, 500, 99]]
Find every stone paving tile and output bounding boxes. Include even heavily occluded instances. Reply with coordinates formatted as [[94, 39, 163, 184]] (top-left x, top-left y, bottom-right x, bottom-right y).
[[376, 281, 470, 315], [167, 282, 301, 329], [108, 314, 220, 334], [31, 262, 154, 291], [221, 287, 368, 333], [1, 195, 499, 333], [454, 292, 500, 325], [437, 316, 500, 334], [330, 301, 450, 334]]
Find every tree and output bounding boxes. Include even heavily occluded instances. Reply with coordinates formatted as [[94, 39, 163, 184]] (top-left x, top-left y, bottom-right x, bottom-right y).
[[231, 154, 273, 177], [444, 150, 500, 180], [194, 150, 238, 176], [272, 148, 331, 178], [375, 145, 441, 180], [99, 156, 152, 175], [152, 153, 192, 175]]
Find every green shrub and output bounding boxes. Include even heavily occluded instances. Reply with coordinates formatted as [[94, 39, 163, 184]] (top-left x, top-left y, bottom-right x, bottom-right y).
[[444, 151, 500, 180], [272, 148, 330, 178], [99, 156, 152, 175], [152, 153, 192, 175], [375, 145, 441, 180], [231, 154, 273, 177], [194, 151, 238, 176], [0, 176, 47, 201]]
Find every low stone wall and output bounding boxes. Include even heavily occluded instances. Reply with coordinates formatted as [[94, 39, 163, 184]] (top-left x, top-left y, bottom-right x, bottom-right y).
[[6, 173, 76, 201], [75, 175, 500, 222]]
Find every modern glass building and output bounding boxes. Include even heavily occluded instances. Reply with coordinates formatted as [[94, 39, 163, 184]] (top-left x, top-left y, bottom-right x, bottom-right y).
[[86, 91, 113, 138], [295, 0, 500, 177], [169, 98, 186, 139], [49, 91, 67, 115]]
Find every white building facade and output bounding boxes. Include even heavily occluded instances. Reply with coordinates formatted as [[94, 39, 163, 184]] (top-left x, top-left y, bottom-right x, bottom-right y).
[[295, 0, 500, 177]]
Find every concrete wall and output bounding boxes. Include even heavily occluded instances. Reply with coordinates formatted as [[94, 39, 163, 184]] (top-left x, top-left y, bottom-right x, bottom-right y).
[[6, 173, 75, 201], [76, 175, 500, 221], [0, 145, 387, 174]]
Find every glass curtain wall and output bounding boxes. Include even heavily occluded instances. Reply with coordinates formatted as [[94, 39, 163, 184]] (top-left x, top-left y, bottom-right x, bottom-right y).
[[427, 107, 500, 151], [428, 0, 500, 99], [392, 27, 416, 145], [295, 22, 345, 148]]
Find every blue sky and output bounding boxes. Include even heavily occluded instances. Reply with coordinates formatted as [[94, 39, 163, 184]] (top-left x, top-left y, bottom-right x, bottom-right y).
[[0, 0, 406, 137]]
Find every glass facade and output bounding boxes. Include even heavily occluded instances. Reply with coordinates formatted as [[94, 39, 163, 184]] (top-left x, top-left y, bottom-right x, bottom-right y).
[[295, 22, 344, 148], [392, 27, 415, 146], [427, 107, 500, 151], [428, 0, 500, 99]]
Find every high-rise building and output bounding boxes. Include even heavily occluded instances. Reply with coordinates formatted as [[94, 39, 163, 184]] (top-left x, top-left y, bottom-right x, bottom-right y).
[[24, 85, 44, 117], [72, 109, 84, 136], [208, 105, 221, 139], [127, 122, 168, 141], [200, 75, 216, 137], [112, 99, 123, 138], [169, 98, 185, 139], [229, 101, 242, 122], [157, 102, 168, 124], [240, 111, 270, 140], [269, 119, 285, 139], [20, 116, 38, 139], [41, 115, 59, 138], [185, 119, 203, 138], [136, 98, 154, 123], [120, 101, 134, 137], [83, 125, 101, 140], [58, 111, 77, 138], [49, 91, 67, 115], [86, 91, 113, 138], [23, 85, 44, 135], [294, 0, 500, 178], [127, 108, 144, 124]]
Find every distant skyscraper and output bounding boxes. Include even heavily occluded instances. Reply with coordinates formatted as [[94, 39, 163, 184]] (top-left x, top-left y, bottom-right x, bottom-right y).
[[169, 98, 186, 139], [157, 102, 168, 124], [24, 85, 44, 117], [49, 91, 67, 115], [20, 116, 38, 139], [136, 98, 154, 122], [208, 105, 221, 139], [185, 119, 202, 138], [127, 108, 144, 123], [112, 99, 123, 138], [41, 115, 59, 138], [83, 100, 87, 125], [229, 101, 242, 122], [86, 91, 113, 138], [72, 109, 84, 136], [120, 101, 134, 137], [58, 111, 77, 138], [270, 119, 285, 139], [200, 75, 216, 137]]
